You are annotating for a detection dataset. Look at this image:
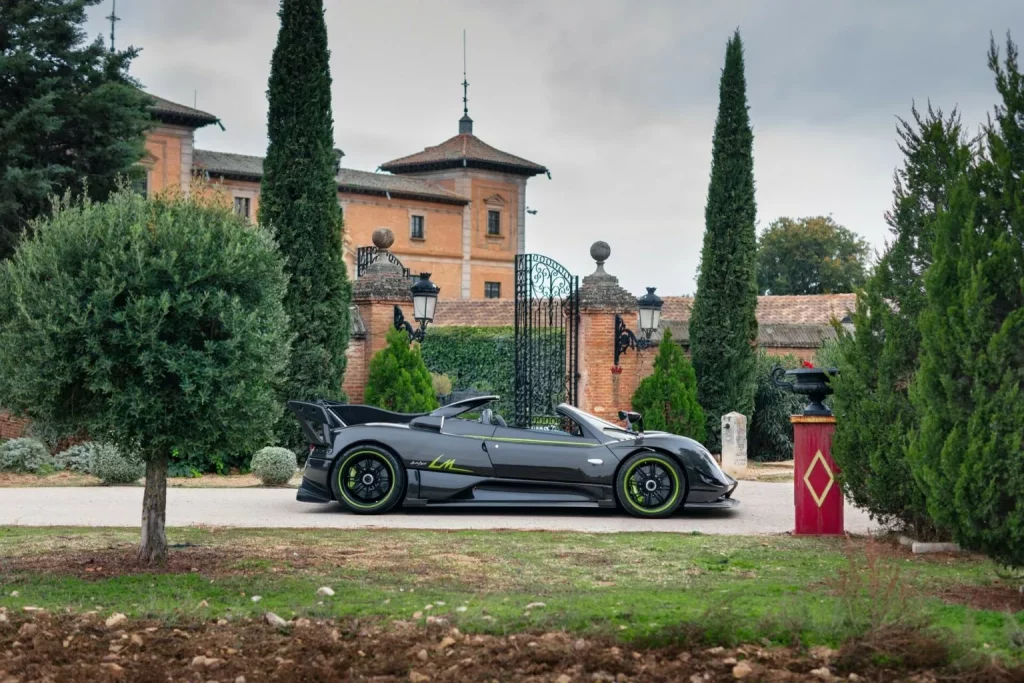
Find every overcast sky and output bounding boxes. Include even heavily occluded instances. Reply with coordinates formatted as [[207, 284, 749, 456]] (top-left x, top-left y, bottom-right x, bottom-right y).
[[85, 1, 1020, 295]]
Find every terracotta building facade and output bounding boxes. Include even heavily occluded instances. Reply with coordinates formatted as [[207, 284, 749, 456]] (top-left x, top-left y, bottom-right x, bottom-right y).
[[142, 95, 547, 300]]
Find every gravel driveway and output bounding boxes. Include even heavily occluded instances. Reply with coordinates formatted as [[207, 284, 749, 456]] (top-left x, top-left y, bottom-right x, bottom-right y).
[[0, 482, 874, 534]]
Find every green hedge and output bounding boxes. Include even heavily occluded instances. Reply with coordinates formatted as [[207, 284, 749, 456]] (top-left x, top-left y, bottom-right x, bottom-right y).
[[420, 326, 565, 421]]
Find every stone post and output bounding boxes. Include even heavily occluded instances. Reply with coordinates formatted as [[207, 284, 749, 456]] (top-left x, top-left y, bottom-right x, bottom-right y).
[[350, 228, 412, 402], [577, 242, 641, 422], [720, 412, 748, 476]]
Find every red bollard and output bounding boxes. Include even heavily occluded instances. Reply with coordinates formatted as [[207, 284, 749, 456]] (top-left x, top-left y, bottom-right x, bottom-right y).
[[792, 415, 843, 535]]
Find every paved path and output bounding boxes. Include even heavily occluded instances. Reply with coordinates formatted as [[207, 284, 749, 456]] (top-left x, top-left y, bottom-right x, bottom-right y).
[[0, 483, 874, 535]]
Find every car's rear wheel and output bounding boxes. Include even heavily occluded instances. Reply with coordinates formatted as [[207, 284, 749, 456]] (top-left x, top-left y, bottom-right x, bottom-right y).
[[616, 452, 684, 518], [332, 445, 405, 514]]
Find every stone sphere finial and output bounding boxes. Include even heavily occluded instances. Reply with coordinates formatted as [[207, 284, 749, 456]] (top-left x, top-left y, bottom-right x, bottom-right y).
[[590, 241, 611, 268], [372, 227, 394, 251]]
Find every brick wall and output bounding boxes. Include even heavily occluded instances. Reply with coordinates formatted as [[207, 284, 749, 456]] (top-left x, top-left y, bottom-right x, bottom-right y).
[[0, 412, 27, 440], [342, 338, 367, 403]]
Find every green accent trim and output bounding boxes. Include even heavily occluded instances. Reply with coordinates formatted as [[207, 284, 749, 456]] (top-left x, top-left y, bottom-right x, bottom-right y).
[[337, 450, 397, 510], [427, 454, 473, 474], [622, 457, 680, 514], [463, 435, 595, 448]]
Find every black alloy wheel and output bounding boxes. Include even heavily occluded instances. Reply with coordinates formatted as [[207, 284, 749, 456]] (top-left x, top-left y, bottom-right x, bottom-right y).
[[331, 445, 406, 514], [616, 451, 685, 518]]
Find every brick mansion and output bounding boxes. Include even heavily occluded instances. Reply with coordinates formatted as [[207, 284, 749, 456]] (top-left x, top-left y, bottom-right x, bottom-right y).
[[143, 94, 547, 301]]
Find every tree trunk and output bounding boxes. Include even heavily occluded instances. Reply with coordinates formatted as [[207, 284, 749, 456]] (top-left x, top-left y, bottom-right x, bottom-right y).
[[138, 452, 168, 565]]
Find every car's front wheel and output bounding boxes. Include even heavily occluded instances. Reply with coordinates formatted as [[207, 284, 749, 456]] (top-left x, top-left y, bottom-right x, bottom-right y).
[[332, 445, 405, 514], [616, 452, 685, 518]]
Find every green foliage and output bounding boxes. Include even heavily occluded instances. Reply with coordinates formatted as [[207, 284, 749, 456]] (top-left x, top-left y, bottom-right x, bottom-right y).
[[0, 0, 152, 260], [250, 446, 297, 486], [55, 442, 99, 473], [748, 352, 803, 462], [420, 327, 565, 421], [690, 30, 759, 451], [421, 327, 513, 416], [831, 102, 974, 535], [0, 437, 53, 473], [910, 36, 1024, 566], [430, 372, 453, 398], [365, 328, 439, 413], [0, 189, 291, 558], [260, 0, 351, 447], [756, 216, 870, 295], [630, 329, 705, 441], [90, 443, 144, 485]]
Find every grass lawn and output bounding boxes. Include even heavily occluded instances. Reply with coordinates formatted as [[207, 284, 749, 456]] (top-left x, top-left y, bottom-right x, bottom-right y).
[[1, 527, 1021, 664]]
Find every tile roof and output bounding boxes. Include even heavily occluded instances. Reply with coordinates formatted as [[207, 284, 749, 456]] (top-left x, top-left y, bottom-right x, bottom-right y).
[[659, 321, 839, 348], [661, 294, 855, 325], [149, 94, 220, 128], [380, 133, 548, 177], [431, 294, 855, 329], [193, 149, 468, 205]]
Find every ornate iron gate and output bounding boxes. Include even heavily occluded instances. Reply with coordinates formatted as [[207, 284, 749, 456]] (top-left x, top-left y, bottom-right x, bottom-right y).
[[513, 254, 580, 428]]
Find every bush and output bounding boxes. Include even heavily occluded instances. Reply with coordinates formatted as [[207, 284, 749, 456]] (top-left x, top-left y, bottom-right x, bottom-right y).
[[431, 372, 453, 399], [365, 328, 439, 413], [0, 437, 53, 473], [631, 329, 705, 441], [748, 352, 803, 462], [250, 447, 297, 486], [91, 443, 145, 485], [420, 326, 564, 422], [54, 442, 98, 473]]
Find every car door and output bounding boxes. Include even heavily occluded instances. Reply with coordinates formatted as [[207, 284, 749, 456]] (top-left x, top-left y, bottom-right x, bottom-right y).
[[484, 424, 610, 484]]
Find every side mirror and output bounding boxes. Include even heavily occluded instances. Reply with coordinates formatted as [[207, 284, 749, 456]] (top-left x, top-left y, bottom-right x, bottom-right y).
[[617, 410, 645, 435]]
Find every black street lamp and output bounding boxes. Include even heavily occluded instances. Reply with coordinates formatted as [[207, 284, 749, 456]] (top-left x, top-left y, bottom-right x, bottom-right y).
[[614, 287, 663, 365], [394, 272, 440, 342]]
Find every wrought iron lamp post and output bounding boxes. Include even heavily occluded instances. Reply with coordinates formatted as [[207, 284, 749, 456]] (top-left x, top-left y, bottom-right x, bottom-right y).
[[394, 272, 440, 342], [614, 287, 663, 365]]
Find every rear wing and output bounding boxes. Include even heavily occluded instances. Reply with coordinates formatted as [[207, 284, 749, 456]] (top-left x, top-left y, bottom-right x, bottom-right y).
[[287, 400, 344, 447]]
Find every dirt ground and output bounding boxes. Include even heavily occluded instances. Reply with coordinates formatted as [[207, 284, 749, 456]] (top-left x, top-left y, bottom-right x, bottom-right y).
[[1, 610, 1020, 683]]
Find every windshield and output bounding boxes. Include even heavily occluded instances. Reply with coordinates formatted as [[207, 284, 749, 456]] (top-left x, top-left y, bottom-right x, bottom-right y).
[[558, 404, 636, 440]]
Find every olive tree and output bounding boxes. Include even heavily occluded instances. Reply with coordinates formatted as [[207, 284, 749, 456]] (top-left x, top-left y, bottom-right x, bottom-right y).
[[0, 189, 290, 563]]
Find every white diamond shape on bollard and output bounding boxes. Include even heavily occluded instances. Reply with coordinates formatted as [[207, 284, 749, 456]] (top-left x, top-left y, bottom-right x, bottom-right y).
[[803, 449, 835, 508]]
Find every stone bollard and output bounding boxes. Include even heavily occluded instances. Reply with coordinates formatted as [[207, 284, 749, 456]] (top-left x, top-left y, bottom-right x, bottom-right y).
[[720, 412, 747, 477]]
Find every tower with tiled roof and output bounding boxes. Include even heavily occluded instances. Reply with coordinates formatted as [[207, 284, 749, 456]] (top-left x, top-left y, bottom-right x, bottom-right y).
[[379, 80, 547, 299]]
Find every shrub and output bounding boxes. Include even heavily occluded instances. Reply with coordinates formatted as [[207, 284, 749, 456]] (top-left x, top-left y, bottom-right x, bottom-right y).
[[431, 372, 453, 399], [748, 352, 803, 462], [365, 328, 439, 413], [0, 437, 53, 473], [631, 329, 705, 441], [251, 447, 297, 486], [420, 326, 564, 422], [910, 37, 1024, 567], [54, 442, 99, 473], [0, 189, 290, 563], [91, 443, 145, 485], [832, 104, 972, 537]]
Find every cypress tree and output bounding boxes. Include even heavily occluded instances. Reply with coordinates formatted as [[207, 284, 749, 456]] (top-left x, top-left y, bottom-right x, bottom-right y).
[[831, 106, 972, 535], [910, 35, 1024, 566], [690, 30, 758, 451], [365, 329, 438, 413], [631, 328, 706, 442], [260, 0, 351, 445], [0, 0, 152, 260]]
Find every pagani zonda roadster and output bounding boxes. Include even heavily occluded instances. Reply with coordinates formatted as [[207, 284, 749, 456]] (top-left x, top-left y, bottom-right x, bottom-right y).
[[287, 396, 738, 518]]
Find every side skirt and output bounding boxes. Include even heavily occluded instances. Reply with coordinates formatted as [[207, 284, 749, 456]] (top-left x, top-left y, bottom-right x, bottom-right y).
[[408, 470, 617, 509]]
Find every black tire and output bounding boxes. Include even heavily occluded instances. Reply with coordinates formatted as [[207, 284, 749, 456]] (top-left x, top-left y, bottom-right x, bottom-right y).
[[331, 445, 406, 514], [616, 451, 685, 518]]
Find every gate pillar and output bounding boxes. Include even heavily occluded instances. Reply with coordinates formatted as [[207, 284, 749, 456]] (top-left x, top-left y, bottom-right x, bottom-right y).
[[351, 228, 413, 402], [578, 242, 642, 423]]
